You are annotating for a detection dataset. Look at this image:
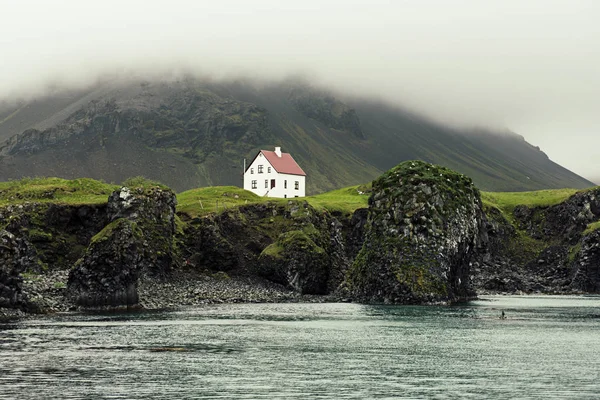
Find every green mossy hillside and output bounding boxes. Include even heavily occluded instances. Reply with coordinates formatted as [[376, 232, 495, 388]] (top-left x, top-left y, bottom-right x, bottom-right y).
[[177, 186, 266, 218], [480, 188, 581, 222], [0, 177, 118, 206]]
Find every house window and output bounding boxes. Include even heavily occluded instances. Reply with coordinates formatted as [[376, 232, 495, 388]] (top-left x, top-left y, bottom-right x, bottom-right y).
[[284, 180, 287, 189], [265, 180, 268, 188], [268, 167, 271, 173], [295, 181, 299, 190], [251, 180, 257, 189], [270, 179, 276, 189], [258, 165, 263, 173], [284, 195, 287, 198], [250, 168, 254, 174]]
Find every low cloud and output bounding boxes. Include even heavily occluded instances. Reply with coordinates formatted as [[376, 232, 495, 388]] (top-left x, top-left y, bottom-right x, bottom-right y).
[[1, 0, 599, 179]]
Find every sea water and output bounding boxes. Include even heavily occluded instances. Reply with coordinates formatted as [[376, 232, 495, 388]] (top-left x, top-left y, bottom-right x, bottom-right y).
[[1, 296, 599, 399]]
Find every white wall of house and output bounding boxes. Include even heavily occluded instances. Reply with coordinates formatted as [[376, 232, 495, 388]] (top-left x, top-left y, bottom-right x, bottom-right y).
[[244, 152, 306, 198]]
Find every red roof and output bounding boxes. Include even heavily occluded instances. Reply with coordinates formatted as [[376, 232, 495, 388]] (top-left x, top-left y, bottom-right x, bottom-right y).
[[261, 150, 306, 176]]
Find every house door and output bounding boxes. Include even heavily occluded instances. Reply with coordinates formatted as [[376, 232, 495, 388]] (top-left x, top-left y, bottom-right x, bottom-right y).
[[270, 179, 276, 189]]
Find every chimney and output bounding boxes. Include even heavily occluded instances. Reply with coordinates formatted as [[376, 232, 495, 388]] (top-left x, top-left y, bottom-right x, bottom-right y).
[[275, 146, 282, 157]]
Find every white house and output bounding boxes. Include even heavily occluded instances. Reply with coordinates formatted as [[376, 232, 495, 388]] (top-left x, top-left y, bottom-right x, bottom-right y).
[[244, 147, 306, 198]]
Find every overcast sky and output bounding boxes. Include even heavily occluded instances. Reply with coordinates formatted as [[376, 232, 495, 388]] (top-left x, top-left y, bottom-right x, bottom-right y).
[[1, 0, 599, 181]]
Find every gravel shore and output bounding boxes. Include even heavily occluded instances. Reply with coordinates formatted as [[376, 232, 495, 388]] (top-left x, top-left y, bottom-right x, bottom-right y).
[[9, 268, 337, 318]]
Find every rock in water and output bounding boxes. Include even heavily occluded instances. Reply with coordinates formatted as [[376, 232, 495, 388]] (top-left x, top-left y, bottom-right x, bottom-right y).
[[257, 230, 330, 295], [571, 229, 600, 292], [67, 218, 142, 307], [67, 185, 178, 307], [346, 161, 487, 304], [0, 230, 39, 309]]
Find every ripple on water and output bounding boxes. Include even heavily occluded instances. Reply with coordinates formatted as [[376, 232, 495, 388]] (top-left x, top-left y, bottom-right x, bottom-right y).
[[1, 296, 600, 399]]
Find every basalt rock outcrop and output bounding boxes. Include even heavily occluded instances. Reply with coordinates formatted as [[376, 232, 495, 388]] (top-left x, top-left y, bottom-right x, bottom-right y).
[[571, 230, 600, 292], [0, 230, 39, 309], [67, 186, 179, 307], [346, 161, 488, 304], [473, 187, 600, 294], [182, 201, 351, 295], [513, 189, 600, 243]]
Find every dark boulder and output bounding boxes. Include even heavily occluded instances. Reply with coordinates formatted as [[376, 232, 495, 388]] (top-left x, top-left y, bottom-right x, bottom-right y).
[[67, 185, 179, 307], [0, 230, 39, 309], [571, 230, 600, 292], [346, 161, 487, 304], [67, 218, 141, 307], [257, 230, 330, 294]]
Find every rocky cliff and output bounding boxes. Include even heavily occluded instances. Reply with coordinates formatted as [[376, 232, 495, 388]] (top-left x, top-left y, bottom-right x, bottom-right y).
[[1, 164, 599, 317], [345, 161, 487, 304], [472, 187, 600, 293], [67, 185, 179, 307]]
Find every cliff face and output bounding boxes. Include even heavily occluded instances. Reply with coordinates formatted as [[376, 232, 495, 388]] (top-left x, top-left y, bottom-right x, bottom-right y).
[[67, 186, 179, 307], [346, 161, 487, 304], [0, 230, 39, 309], [1, 165, 599, 314], [181, 201, 353, 295], [473, 187, 600, 294]]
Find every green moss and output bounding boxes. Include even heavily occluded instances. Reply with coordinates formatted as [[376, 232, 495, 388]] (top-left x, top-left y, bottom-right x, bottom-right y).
[[122, 176, 170, 192], [504, 230, 547, 263], [90, 218, 139, 244], [27, 229, 53, 242], [260, 242, 284, 259], [305, 184, 371, 216], [177, 186, 263, 217], [481, 188, 580, 222], [53, 281, 66, 289], [211, 271, 230, 280], [584, 221, 600, 235], [0, 177, 118, 206], [393, 263, 448, 297], [260, 230, 325, 260], [568, 242, 583, 263]]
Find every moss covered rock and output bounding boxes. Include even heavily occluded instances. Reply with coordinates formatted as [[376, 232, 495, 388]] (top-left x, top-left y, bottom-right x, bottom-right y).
[[0, 230, 41, 309], [570, 230, 600, 292], [67, 218, 142, 307], [68, 185, 179, 307], [346, 160, 487, 303], [257, 229, 330, 294]]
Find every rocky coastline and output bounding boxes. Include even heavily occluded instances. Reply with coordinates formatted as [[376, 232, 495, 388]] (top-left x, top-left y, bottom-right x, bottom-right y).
[[1, 161, 599, 320]]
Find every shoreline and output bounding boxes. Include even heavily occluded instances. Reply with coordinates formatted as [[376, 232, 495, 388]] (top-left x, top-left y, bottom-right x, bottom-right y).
[[2, 268, 593, 324]]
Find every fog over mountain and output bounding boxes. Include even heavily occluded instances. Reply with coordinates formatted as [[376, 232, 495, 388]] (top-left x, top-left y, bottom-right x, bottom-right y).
[[1, 0, 599, 181]]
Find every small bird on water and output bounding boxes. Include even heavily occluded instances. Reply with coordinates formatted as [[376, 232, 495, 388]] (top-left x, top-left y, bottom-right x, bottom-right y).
[[500, 310, 506, 320]]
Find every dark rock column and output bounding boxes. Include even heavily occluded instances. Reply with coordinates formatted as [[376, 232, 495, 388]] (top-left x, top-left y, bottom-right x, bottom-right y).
[[0, 230, 39, 309], [571, 230, 600, 292], [346, 161, 487, 304], [67, 185, 178, 307]]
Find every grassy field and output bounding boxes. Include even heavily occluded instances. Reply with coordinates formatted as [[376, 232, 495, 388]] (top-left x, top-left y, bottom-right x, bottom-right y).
[[480, 188, 581, 218], [0, 177, 118, 206], [177, 186, 267, 217], [176, 184, 372, 218], [304, 184, 371, 215], [1, 177, 595, 223]]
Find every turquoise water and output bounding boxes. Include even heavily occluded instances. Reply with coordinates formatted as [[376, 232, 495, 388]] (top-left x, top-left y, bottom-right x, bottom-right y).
[[1, 296, 599, 399]]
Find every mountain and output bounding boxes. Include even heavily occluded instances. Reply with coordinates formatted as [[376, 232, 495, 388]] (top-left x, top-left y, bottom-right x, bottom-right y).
[[0, 78, 594, 193]]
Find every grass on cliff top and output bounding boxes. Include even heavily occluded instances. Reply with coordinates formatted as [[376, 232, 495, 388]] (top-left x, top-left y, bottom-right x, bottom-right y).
[[177, 186, 267, 217], [176, 184, 372, 218], [305, 184, 371, 215], [480, 188, 580, 217], [0, 177, 119, 206]]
